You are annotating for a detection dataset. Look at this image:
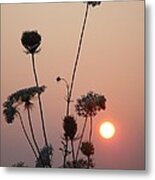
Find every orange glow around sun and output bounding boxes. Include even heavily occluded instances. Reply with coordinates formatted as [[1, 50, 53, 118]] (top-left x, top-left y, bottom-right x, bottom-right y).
[[99, 121, 116, 139]]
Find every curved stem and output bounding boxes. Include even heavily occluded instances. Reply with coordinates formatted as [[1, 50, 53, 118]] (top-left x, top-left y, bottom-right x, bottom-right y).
[[17, 111, 38, 159], [67, 3, 89, 115], [89, 116, 93, 143], [31, 53, 48, 146], [26, 107, 40, 156], [63, 3, 89, 168], [76, 117, 88, 161], [26, 107, 46, 167]]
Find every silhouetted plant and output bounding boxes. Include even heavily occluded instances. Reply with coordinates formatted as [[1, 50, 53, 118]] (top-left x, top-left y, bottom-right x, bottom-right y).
[[75, 91, 106, 162], [66, 158, 94, 168], [21, 31, 48, 147], [57, 1, 102, 168], [63, 116, 77, 162], [3, 86, 47, 166], [3, 1, 104, 168], [81, 141, 95, 168], [36, 145, 53, 167], [87, 1, 101, 7]]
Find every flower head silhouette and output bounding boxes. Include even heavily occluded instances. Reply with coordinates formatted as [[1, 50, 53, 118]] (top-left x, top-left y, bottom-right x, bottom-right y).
[[36, 145, 53, 167], [6, 86, 46, 107], [75, 91, 106, 118], [63, 116, 77, 140], [21, 31, 41, 54], [81, 141, 94, 157], [3, 102, 17, 123], [87, 1, 101, 7]]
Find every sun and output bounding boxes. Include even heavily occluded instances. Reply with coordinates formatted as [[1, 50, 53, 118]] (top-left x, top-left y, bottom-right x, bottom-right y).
[[99, 121, 116, 139]]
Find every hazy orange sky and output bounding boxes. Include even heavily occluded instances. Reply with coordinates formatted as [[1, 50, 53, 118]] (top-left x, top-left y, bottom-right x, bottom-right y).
[[1, 1, 144, 169]]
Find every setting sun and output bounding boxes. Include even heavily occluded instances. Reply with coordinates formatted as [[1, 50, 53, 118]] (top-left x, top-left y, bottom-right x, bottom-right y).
[[99, 121, 116, 139]]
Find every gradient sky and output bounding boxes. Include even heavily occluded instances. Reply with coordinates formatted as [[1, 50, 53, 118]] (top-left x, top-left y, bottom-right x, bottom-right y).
[[1, 0, 144, 169]]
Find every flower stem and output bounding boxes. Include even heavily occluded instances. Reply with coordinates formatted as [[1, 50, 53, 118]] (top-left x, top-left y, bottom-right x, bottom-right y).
[[87, 155, 90, 169], [67, 3, 89, 115], [63, 137, 68, 168], [63, 3, 89, 168], [71, 140, 75, 163], [31, 53, 48, 146], [26, 107, 40, 156], [17, 111, 38, 159], [89, 116, 93, 143], [26, 107, 45, 167], [76, 117, 88, 161]]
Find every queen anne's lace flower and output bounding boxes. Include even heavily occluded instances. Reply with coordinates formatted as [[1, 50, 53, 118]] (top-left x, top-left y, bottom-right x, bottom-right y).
[[75, 91, 106, 117], [21, 31, 41, 54], [81, 141, 94, 157], [3, 86, 46, 123]]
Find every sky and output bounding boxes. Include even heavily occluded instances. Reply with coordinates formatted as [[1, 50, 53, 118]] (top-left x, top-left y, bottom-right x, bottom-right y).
[[0, 0, 144, 169]]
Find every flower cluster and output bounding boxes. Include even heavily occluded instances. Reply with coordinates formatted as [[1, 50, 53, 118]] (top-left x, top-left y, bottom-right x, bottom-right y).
[[63, 116, 77, 140], [75, 91, 106, 117], [21, 31, 41, 54], [66, 158, 94, 168], [3, 86, 46, 123], [3, 102, 17, 123], [36, 145, 53, 167], [81, 141, 94, 157], [87, 1, 101, 7]]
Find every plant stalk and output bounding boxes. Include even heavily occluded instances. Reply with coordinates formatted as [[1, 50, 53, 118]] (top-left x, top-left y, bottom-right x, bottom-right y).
[[89, 116, 93, 143], [76, 117, 88, 160], [31, 53, 48, 146], [67, 3, 89, 115]]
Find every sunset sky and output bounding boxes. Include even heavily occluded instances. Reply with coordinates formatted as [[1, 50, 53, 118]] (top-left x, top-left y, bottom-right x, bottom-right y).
[[1, 0, 144, 169]]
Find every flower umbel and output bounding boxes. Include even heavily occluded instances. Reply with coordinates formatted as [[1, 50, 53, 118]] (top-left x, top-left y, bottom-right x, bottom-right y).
[[21, 31, 41, 54], [7, 85, 46, 106], [81, 141, 94, 157], [75, 91, 106, 117], [3, 102, 17, 123]]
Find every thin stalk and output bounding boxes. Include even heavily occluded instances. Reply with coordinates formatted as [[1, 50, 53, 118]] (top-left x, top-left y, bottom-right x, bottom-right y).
[[87, 156, 90, 169], [63, 137, 68, 168], [26, 107, 46, 167], [67, 3, 89, 115], [71, 140, 75, 163], [76, 117, 88, 160], [17, 111, 38, 159], [31, 53, 48, 146], [26, 107, 41, 156], [89, 116, 93, 142], [63, 3, 89, 168]]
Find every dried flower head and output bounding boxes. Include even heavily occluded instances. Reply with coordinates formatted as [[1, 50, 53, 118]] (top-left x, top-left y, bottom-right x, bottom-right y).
[[87, 1, 101, 7], [56, 76, 61, 82], [36, 145, 53, 167], [3, 85, 46, 123], [63, 116, 77, 140], [8, 86, 46, 106], [75, 91, 106, 117], [81, 141, 94, 157], [3, 102, 17, 124], [21, 31, 41, 54]]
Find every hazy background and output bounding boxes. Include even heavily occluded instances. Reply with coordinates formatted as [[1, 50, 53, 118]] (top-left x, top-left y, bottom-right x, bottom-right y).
[[1, 0, 144, 169]]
